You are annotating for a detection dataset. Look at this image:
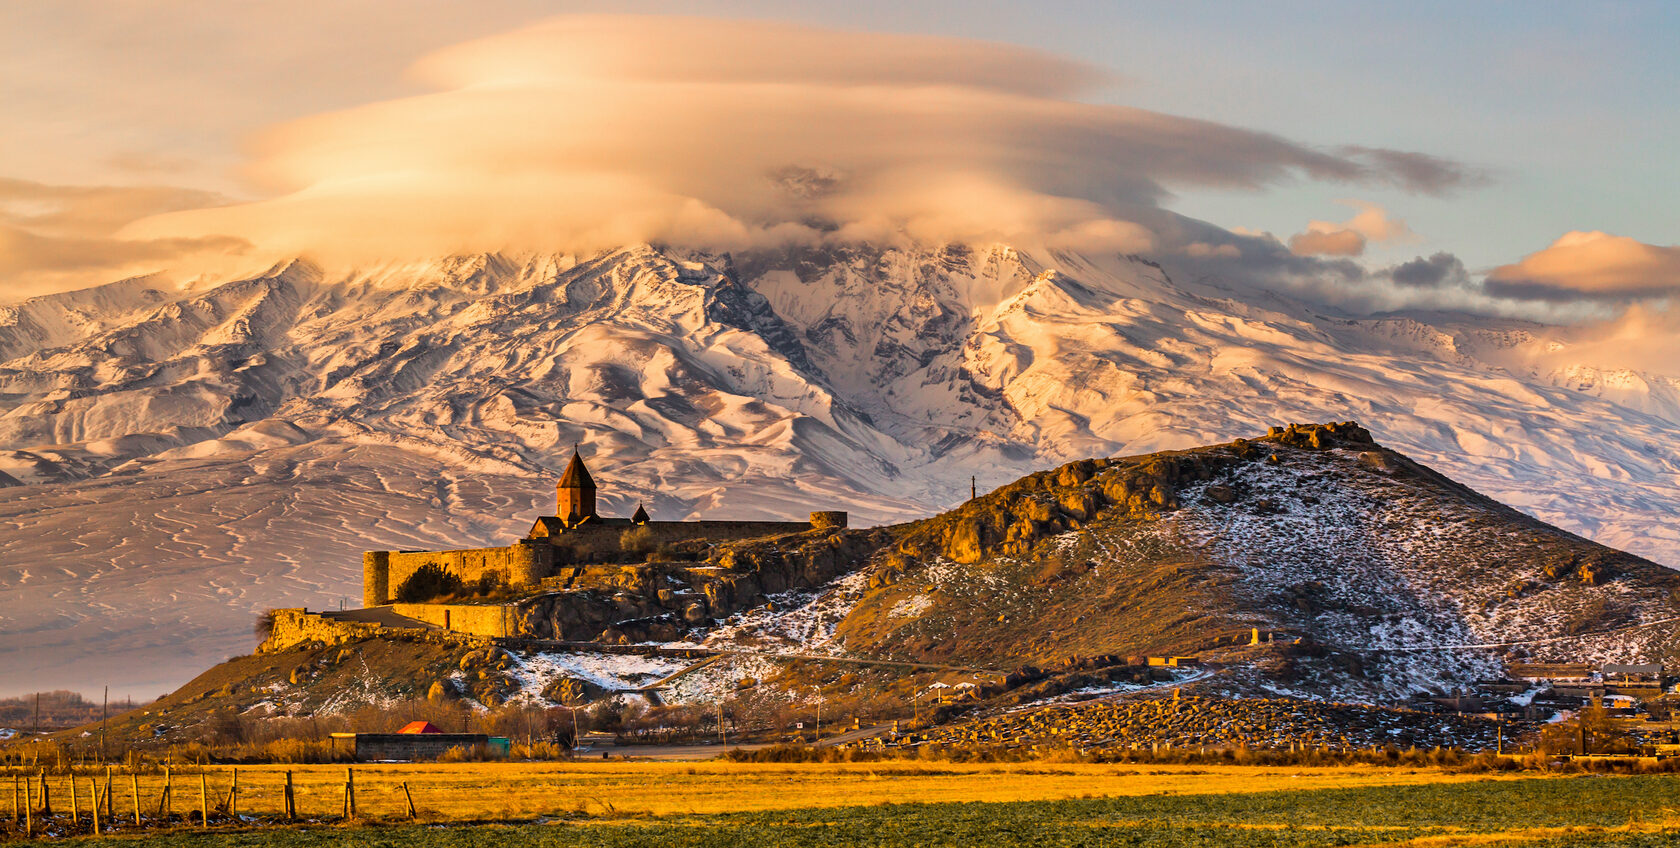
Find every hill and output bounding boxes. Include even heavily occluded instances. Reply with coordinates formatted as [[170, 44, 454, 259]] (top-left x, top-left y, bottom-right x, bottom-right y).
[[60, 422, 1680, 751], [821, 421, 1680, 702]]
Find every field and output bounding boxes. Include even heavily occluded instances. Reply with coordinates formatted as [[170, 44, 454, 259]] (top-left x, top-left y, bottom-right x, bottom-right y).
[[7, 763, 1680, 846]]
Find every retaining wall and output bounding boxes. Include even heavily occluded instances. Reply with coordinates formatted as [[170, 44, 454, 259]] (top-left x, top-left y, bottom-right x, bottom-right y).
[[262, 608, 383, 653], [391, 603, 521, 638]]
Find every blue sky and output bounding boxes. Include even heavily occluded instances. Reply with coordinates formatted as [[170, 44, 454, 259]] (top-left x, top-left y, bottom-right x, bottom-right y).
[[667, 0, 1680, 272]]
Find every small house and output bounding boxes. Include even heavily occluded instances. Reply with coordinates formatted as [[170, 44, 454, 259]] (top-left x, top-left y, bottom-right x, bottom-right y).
[[332, 725, 494, 761]]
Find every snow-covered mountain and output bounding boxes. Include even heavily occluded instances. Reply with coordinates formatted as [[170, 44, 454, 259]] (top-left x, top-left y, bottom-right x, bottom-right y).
[[3, 243, 1678, 697]]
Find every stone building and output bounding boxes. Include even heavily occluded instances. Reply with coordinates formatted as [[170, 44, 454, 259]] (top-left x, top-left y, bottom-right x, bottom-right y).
[[361, 448, 847, 607]]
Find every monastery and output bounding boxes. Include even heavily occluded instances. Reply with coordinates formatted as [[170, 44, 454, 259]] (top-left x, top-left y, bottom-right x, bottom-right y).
[[361, 449, 847, 607]]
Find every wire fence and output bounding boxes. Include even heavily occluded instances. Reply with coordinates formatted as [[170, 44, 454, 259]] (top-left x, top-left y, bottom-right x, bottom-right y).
[[3, 766, 416, 839]]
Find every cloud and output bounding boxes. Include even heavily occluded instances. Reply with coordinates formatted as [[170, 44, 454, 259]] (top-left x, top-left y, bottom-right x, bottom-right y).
[[1545, 302, 1680, 374], [1388, 251, 1468, 288], [1288, 228, 1367, 257], [0, 177, 248, 298], [1485, 231, 1680, 300], [1287, 200, 1416, 257], [120, 15, 1477, 268], [1334, 147, 1489, 196]]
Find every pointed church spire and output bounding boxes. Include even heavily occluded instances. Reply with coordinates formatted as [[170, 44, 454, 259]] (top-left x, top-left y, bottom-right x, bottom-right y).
[[557, 446, 598, 520], [558, 447, 595, 489], [632, 502, 649, 525]]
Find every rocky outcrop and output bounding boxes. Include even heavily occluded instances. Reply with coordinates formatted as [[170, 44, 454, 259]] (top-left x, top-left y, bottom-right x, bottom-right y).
[[874, 421, 1380, 571], [499, 527, 889, 644]]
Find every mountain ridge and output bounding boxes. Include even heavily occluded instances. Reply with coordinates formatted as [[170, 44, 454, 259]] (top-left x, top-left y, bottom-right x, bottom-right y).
[[2, 242, 1678, 697]]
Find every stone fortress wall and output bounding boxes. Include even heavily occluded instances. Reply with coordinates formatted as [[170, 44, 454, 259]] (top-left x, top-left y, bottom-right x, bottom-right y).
[[361, 516, 845, 607], [359, 445, 849, 609], [364, 542, 551, 608]]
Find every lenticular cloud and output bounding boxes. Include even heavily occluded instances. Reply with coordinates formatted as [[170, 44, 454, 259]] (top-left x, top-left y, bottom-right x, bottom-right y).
[[125, 15, 1472, 264]]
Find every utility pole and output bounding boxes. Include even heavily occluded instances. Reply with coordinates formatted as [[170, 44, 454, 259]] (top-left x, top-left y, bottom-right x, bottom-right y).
[[101, 686, 108, 762], [33, 692, 40, 737], [971, 477, 977, 501]]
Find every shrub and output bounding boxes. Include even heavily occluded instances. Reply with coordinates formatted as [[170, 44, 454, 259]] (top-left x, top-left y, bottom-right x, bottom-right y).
[[254, 609, 278, 641], [436, 743, 496, 762], [620, 527, 655, 556], [395, 563, 465, 603]]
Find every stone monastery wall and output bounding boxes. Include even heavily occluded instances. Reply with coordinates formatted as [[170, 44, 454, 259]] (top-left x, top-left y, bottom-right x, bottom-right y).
[[364, 542, 551, 607], [550, 519, 823, 560], [357, 445, 849, 612], [363, 515, 844, 607]]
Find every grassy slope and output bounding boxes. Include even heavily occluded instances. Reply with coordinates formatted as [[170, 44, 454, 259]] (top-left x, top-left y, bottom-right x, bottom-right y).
[[52, 638, 475, 749]]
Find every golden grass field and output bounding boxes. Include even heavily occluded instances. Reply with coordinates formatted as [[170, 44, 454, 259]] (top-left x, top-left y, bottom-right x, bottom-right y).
[[8, 761, 1532, 823], [9, 762, 1680, 846]]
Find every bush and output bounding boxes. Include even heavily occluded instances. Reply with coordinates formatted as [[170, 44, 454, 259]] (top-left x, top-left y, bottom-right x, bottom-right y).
[[620, 527, 655, 556], [436, 743, 496, 762], [395, 563, 465, 603], [254, 609, 278, 641]]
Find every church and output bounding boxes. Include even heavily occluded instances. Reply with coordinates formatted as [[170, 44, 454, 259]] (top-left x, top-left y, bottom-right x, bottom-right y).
[[361, 449, 847, 607]]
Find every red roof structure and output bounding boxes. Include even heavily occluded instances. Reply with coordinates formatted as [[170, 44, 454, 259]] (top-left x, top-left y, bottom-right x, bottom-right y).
[[398, 720, 444, 735]]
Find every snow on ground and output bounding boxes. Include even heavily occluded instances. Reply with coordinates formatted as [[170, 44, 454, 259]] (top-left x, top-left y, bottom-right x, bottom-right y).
[[889, 593, 934, 618], [686, 571, 869, 655], [312, 652, 405, 714], [1166, 448, 1677, 702], [1037, 669, 1213, 706], [661, 655, 780, 706], [504, 650, 690, 701]]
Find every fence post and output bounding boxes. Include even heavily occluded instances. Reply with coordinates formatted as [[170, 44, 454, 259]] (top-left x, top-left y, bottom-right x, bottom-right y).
[[23, 778, 31, 838], [90, 778, 101, 836], [105, 765, 113, 822], [158, 767, 171, 818], [70, 773, 81, 828], [199, 773, 208, 828], [402, 781, 416, 820], [343, 767, 356, 820], [131, 772, 141, 826], [226, 767, 238, 819], [285, 770, 296, 822], [38, 770, 50, 816]]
